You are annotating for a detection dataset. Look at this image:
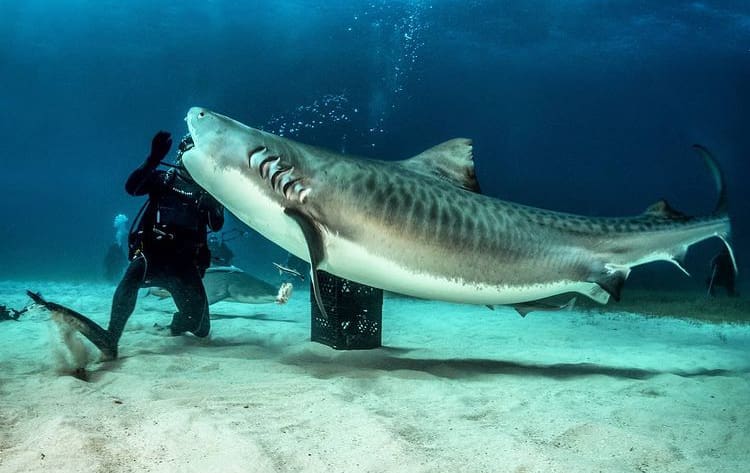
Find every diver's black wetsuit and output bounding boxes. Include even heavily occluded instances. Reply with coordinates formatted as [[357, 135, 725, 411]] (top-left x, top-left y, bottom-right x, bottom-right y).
[[104, 132, 224, 357]]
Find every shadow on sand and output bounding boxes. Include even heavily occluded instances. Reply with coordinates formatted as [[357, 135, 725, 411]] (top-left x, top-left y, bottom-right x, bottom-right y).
[[280, 346, 745, 381]]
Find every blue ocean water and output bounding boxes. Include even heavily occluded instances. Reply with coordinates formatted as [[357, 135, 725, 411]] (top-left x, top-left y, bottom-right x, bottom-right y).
[[1, 0, 748, 283]]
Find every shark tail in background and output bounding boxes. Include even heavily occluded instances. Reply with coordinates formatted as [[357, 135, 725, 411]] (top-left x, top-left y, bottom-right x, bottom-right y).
[[691, 144, 737, 273], [583, 144, 737, 305]]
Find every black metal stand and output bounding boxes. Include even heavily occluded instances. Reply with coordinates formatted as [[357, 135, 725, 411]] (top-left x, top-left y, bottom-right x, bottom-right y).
[[310, 271, 383, 350]]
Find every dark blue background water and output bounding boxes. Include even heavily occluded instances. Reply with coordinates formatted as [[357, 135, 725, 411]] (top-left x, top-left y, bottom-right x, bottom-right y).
[[1, 0, 748, 285]]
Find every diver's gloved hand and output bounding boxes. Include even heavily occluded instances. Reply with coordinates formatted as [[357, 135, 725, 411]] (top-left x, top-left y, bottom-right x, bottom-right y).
[[146, 131, 172, 167], [197, 193, 221, 211]]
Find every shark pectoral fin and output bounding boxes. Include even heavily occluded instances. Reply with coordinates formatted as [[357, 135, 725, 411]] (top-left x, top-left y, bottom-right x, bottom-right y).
[[512, 296, 578, 318], [512, 305, 534, 318], [580, 283, 610, 304], [669, 246, 691, 276], [283, 207, 329, 320], [400, 138, 482, 193]]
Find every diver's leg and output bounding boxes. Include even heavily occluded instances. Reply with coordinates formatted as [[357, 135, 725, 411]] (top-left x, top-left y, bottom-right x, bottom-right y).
[[107, 256, 147, 347], [706, 276, 717, 297], [727, 280, 739, 297], [164, 264, 210, 337]]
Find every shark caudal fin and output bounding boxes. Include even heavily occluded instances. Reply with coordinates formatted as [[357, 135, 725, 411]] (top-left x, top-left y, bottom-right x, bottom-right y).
[[691, 144, 737, 274], [636, 144, 736, 275], [643, 144, 729, 222], [583, 144, 737, 304], [692, 144, 728, 216]]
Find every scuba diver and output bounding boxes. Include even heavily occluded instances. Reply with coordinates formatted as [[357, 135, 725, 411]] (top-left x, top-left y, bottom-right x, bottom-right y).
[[67, 131, 224, 360], [706, 247, 739, 297], [207, 232, 235, 267], [103, 214, 129, 282]]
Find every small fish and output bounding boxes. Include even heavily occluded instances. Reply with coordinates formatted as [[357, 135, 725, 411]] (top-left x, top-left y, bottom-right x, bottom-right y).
[[273, 262, 306, 281]]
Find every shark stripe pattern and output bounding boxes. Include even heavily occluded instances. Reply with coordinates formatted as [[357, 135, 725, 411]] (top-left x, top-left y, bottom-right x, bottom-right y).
[[181, 107, 735, 316]]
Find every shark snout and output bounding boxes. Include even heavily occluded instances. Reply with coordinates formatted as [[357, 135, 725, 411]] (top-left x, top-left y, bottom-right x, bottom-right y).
[[186, 106, 207, 127], [185, 107, 216, 145]]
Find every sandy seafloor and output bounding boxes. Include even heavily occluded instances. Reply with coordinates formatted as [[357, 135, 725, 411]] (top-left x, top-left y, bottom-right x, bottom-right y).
[[0, 280, 748, 473]]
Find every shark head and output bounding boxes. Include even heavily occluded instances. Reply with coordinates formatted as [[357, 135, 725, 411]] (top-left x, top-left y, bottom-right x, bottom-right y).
[[182, 107, 312, 258], [183, 107, 258, 180], [184, 106, 312, 201]]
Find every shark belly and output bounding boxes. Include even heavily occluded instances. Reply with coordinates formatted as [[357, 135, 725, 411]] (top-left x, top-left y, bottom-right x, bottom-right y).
[[188, 156, 311, 260], [322, 233, 607, 304]]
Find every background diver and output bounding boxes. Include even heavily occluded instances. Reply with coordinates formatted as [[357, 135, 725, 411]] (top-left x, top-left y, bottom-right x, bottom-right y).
[[103, 214, 130, 282], [706, 246, 739, 297], [207, 231, 235, 267]]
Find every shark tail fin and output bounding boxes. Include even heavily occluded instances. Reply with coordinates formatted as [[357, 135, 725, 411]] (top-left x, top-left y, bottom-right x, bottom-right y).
[[641, 145, 736, 276], [642, 144, 729, 221], [691, 144, 728, 217], [691, 144, 738, 274]]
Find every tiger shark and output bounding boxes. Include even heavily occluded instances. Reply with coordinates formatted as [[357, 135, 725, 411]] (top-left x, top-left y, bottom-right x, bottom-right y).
[[181, 107, 735, 317]]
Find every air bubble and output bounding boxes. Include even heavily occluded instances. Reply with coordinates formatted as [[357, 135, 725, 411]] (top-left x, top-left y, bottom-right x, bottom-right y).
[[263, 1, 427, 151]]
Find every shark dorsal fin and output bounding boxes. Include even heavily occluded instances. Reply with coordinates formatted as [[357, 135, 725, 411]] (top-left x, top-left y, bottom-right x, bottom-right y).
[[401, 138, 481, 193], [643, 199, 689, 220]]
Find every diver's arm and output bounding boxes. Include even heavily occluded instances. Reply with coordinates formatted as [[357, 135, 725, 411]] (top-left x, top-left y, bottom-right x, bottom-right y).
[[208, 204, 225, 232], [125, 162, 160, 195], [125, 131, 173, 196]]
